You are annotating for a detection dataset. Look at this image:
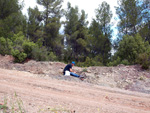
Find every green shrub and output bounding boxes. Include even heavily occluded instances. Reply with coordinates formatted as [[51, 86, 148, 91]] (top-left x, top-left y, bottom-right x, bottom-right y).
[[11, 32, 44, 62], [31, 46, 49, 61], [0, 37, 12, 55], [107, 57, 121, 66], [77, 57, 102, 67], [22, 41, 36, 58], [117, 34, 148, 64], [11, 49, 27, 63], [84, 57, 92, 67], [137, 53, 150, 69], [107, 58, 130, 66], [49, 52, 57, 61], [76, 62, 84, 67], [120, 59, 130, 65], [11, 32, 25, 46]]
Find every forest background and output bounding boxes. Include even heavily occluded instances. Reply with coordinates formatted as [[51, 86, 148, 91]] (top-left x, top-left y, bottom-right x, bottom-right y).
[[0, 0, 150, 69]]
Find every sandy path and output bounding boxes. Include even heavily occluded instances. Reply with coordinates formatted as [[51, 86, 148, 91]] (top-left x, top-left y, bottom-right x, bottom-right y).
[[0, 68, 150, 113]]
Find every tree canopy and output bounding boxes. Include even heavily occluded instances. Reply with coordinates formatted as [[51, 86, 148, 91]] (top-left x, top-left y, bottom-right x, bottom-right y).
[[0, 0, 150, 68]]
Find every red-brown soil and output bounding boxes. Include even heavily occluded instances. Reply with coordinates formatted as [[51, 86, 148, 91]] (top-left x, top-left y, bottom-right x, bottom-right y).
[[0, 55, 150, 113]]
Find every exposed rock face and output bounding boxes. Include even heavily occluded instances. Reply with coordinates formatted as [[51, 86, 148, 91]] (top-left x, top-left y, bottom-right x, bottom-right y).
[[0, 55, 150, 94]]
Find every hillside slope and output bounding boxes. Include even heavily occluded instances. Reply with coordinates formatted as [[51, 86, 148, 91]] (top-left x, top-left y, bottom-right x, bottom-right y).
[[0, 55, 150, 93], [0, 68, 150, 113]]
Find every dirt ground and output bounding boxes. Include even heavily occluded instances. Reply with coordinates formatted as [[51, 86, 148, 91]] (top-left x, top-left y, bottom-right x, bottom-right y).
[[0, 68, 150, 113], [0, 55, 150, 113]]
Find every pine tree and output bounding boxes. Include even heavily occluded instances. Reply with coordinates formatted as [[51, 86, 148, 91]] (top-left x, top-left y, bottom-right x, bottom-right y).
[[37, 0, 64, 58], [27, 6, 43, 42], [95, 1, 113, 39], [116, 0, 142, 37], [139, 0, 150, 43], [64, 2, 89, 62], [88, 1, 112, 65], [0, 0, 25, 38]]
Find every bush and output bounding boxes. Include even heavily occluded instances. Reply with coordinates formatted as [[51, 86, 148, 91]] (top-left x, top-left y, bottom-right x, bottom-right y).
[[22, 41, 36, 58], [31, 46, 50, 61], [120, 59, 130, 65], [137, 53, 150, 69], [49, 52, 57, 61], [10, 32, 49, 62], [77, 57, 102, 67], [11, 49, 27, 63], [0, 37, 12, 55], [107, 57, 130, 66], [107, 57, 121, 66], [117, 34, 148, 64], [76, 62, 84, 67]]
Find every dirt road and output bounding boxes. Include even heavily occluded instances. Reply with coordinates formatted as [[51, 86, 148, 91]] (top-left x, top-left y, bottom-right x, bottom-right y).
[[0, 68, 150, 113]]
